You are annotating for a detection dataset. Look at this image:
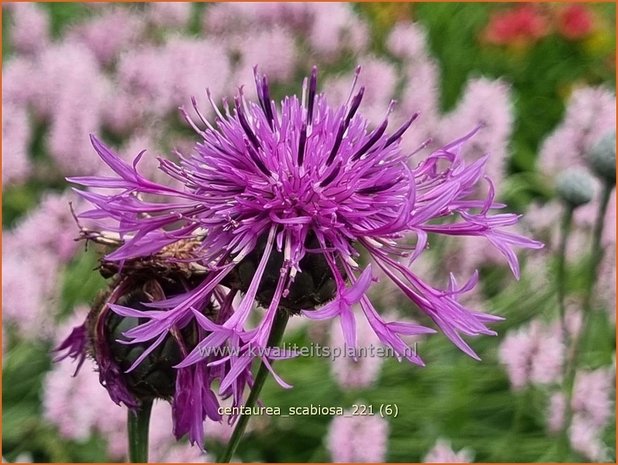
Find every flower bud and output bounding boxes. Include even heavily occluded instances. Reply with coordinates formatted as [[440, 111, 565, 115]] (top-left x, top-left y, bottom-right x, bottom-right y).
[[587, 132, 616, 185], [555, 168, 596, 208], [102, 282, 183, 400], [86, 240, 209, 405]]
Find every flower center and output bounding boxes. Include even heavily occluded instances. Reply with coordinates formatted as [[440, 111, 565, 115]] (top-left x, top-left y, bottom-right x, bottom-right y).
[[223, 232, 341, 313]]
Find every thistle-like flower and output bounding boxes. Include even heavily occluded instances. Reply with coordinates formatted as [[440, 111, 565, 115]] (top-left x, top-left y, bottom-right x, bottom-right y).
[[60, 67, 542, 448]]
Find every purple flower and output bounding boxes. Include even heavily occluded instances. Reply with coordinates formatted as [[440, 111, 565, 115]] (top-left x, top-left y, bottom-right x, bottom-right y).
[[67, 67, 542, 448]]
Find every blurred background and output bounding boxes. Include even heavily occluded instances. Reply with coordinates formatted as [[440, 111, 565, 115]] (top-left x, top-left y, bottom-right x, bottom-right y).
[[2, 2, 616, 463]]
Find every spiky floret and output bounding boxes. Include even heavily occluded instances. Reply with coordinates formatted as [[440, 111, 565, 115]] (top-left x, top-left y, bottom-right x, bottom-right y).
[[65, 67, 542, 447]]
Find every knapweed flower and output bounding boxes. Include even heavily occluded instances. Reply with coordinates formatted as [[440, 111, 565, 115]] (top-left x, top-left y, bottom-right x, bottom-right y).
[[60, 67, 541, 449]]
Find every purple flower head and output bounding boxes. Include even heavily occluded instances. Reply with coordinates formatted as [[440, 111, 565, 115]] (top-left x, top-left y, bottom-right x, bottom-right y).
[[67, 67, 542, 448]]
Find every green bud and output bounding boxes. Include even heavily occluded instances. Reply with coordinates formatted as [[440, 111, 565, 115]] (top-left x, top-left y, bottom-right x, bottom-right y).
[[587, 132, 616, 185], [555, 169, 596, 208]]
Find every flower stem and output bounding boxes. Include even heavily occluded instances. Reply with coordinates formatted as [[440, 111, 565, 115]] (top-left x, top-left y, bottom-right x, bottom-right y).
[[560, 182, 613, 459], [565, 182, 613, 374], [128, 400, 153, 463], [583, 183, 613, 311], [556, 205, 573, 343], [219, 310, 290, 463]]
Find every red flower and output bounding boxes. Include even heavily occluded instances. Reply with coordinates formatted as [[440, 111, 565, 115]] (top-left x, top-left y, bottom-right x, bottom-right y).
[[483, 5, 550, 46], [557, 4, 594, 40]]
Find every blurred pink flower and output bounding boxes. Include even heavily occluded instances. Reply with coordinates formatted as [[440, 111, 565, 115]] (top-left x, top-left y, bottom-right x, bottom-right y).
[[398, 60, 441, 153], [167, 37, 232, 107], [325, 58, 398, 124], [204, 2, 312, 36], [8, 2, 50, 55], [547, 365, 614, 460], [328, 414, 389, 462], [116, 38, 231, 122], [387, 22, 429, 60], [571, 367, 614, 428], [10, 191, 81, 262], [329, 307, 383, 390], [307, 3, 368, 59], [25, 42, 107, 175], [3, 57, 41, 106], [18, 43, 89, 120], [148, 2, 192, 29], [48, 80, 106, 176], [423, 438, 474, 463], [499, 319, 565, 390], [440, 77, 513, 186], [66, 8, 143, 65], [203, 2, 257, 35], [569, 415, 610, 461], [2, 100, 32, 186], [2, 191, 82, 338], [539, 86, 616, 174], [547, 392, 567, 433], [230, 28, 298, 84], [2, 247, 58, 339], [100, 88, 140, 132], [206, 2, 369, 61], [269, 2, 315, 31], [114, 46, 176, 121]]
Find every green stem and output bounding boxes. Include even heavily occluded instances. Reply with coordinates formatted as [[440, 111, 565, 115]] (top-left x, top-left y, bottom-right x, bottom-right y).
[[219, 310, 290, 463], [560, 182, 613, 460], [566, 182, 613, 375], [583, 183, 613, 311], [128, 400, 153, 463], [556, 205, 573, 344]]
